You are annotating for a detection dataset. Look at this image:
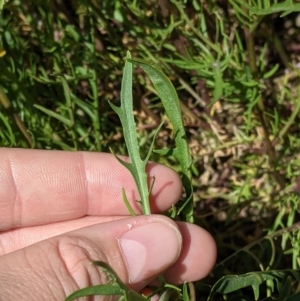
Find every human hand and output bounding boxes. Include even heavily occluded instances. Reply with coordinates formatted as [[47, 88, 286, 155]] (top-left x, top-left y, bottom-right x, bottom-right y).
[[0, 148, 216, 300]]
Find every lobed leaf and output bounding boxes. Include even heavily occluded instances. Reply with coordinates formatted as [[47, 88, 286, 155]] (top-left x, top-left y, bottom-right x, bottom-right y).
[[108, 51, 151, 215], [208, 269, 300, 301], [128, 58, 194, 223]]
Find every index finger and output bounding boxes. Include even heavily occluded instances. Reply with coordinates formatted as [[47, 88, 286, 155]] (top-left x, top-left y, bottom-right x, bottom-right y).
[[0, 148, 182, 231]]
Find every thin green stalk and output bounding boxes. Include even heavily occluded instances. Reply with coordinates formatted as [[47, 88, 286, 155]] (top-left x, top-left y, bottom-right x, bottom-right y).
[[170, 0, 220, 54], [0, 87, 33, 147], [273, 32, 291, 70], [90, 73, 101, 151], [61, 77, 78, 150], [89, 16, 102, 151], [244, 25, 285, 189], [274, 94, 300, 144]]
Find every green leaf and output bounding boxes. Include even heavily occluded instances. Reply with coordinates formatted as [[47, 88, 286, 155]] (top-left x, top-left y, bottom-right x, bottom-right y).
[[65, 262, 147, 301], [247, 0, 300, 16], [263, 64, 280, 79], [121, 187, 136, 216], [34, 104, 73, 127], [212, 61, 224, 102], [128, 58, 194, 223], [65, 283, 124, 301], [108, 51, 151, 215], [208, 269, 300, 301]]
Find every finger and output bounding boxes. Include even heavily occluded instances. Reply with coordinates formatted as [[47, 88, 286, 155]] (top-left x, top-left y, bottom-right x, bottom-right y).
[[0, 148, 182, 230], [1, 219, 217, 284], [0, 215, 182, 301], [164, 222, 217, 282], [0, 216, 122, 255]]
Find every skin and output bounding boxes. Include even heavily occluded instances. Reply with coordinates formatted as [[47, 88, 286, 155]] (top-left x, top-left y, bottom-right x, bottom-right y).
[[0, 148, 217, 300]]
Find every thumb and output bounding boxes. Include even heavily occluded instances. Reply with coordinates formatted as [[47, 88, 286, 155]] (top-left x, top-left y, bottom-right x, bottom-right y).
[[0, 215, 182, 300]]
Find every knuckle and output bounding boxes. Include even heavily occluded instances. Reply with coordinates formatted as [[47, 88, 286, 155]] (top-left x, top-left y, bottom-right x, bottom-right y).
[[56, 235, 108, 288]]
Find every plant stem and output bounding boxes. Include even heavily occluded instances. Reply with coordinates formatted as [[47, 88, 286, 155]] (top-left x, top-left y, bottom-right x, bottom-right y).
[[244, 26, 285, 189], [170, 0, 220, 54], [273, 93, 300, 145], [89, 16, 101, 151], [0, 88, 33, 147]]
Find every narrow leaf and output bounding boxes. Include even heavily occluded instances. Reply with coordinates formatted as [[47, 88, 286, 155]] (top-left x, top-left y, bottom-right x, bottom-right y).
[[144, 121, 164, 163], [108, 51, 151, 215], [65, 284, 124, 301], [65, 262, 148, 301], [129, 58, 194, 223], [208, 269, 300, 301], [122, 188, 136, 216], [34, 104, 72, 127], [92, 262, 147, 301]]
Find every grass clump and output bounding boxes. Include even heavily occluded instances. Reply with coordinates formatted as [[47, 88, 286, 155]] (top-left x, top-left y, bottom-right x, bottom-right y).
[[1, 0, 300, 300]]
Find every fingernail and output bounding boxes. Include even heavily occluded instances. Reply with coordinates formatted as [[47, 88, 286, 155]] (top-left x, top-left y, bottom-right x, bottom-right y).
[[118, 221, 182, 283]]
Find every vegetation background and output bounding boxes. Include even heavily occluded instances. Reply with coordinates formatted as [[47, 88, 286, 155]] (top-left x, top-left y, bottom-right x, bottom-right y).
[[0, 0, 300, 300]]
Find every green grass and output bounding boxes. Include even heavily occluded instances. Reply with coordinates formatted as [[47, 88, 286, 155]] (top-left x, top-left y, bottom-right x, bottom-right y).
[[1, 0, 300, 300]]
